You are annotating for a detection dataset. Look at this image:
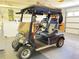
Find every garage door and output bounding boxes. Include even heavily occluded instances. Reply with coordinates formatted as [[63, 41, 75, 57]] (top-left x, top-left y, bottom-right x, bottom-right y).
[[65, 7, 79, 35], [66, 17, 79, 34]]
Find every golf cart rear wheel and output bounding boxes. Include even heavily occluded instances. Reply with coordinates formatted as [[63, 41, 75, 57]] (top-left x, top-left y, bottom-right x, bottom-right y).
[[17, 47, 32, 59], [56, 38, 64, 48]]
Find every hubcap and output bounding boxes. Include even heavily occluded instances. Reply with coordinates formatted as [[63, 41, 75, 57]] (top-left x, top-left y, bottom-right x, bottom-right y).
[[21, 49, 31, 59], [59, 39, 64, 46]]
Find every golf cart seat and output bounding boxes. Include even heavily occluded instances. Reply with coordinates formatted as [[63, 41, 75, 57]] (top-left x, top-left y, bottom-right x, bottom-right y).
[[39, 29, 58, 38], [35, 29, 58, 44], [48, 29, 58, 37]]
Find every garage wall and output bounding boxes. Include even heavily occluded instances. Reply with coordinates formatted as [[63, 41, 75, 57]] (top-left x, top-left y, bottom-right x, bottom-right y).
[[65, 6, 79, 35], [0, 7, 21, 37]]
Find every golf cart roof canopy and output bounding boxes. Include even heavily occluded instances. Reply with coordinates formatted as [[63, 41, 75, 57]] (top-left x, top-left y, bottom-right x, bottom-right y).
[[17, 5, 62, 15]]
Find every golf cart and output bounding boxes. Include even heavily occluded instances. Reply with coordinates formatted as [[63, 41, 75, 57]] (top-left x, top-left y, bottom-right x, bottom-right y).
[[12, 5, 65, 59]]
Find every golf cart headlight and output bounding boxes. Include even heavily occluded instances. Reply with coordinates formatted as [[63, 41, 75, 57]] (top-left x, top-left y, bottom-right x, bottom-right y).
[[19, 39, 24, 43], [19, 37, 25, 43], [16, 33, 24, 39], [18, 34, 24, 38], [25, 40, 28, 44]]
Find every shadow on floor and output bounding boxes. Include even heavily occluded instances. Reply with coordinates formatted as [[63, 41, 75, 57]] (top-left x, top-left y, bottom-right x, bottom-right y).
[[30, 46, 57, 59], [30, 52, 48, 59]]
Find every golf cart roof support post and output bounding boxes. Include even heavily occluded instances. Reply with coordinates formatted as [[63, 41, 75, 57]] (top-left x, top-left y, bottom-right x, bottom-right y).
[[28, 14, 33, 41], [57, 14, 59, 30], [20, 12, 24, 22], [47, 14, 51, 19], [28, 10, 35, 48], [45, 14, 51, 31]]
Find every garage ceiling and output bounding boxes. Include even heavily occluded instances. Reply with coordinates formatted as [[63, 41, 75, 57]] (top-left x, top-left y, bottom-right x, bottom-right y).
[[0, 0, 79, 8]]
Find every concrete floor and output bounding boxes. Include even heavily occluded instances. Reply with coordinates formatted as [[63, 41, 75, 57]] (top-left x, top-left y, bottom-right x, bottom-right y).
[[0, 33, 79, 59]]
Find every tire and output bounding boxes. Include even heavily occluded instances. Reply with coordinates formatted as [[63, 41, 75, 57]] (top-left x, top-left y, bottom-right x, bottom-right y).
[[12, 33, 25, 51], [56, 38, 64, 48], [12, 40, 20, 51], [17, 46, 32, 59]]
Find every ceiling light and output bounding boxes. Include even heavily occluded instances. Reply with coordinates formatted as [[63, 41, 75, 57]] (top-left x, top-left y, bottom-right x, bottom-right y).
[[56, 0, 64, 2]]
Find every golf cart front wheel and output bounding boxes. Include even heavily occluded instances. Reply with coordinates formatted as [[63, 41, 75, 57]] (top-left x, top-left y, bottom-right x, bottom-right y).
[[12, 40, 19, 51], [17, 46, 32, 59], [56, 38, 64, 48]]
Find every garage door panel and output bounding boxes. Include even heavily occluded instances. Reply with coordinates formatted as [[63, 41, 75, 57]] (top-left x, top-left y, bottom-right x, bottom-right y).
[[66, 28, 79, 34], [66, 17, 79, 22], [66, 23, 79, 28]]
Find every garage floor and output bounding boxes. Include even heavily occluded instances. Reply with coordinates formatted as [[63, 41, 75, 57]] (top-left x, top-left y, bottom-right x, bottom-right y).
[[0, 33, 79, 59]]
